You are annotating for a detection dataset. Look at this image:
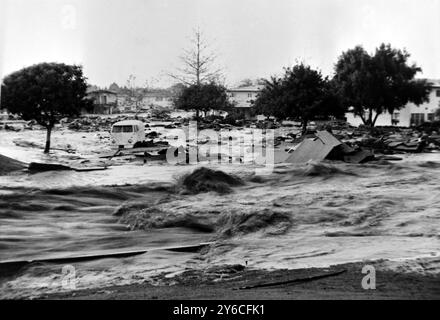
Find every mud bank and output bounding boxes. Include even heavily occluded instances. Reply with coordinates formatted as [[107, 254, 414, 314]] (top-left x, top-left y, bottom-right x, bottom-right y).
[[44, 260, 440, 300]]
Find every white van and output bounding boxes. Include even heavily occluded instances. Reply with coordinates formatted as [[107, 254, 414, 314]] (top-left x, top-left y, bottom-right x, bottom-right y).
[[111, 120, 145, 149]]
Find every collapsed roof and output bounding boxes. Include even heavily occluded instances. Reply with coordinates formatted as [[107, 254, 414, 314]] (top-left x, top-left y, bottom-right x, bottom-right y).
[[285, 131, 374, 164]]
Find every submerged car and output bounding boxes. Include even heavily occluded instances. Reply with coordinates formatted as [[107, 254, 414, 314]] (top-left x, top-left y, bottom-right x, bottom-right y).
[[110, 120, 145, 149]]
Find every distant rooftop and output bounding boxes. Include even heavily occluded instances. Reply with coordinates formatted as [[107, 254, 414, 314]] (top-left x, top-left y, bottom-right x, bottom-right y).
[[227, 85, 263, 92], [143, 90, 174, 98], [426, 79, 440, 87], [87, 89, 117, 95]]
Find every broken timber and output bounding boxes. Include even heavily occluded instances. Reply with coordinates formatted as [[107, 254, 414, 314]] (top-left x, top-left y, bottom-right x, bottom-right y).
[[285, 131, 374, 164], [28, 162, 107, 172], [236, 269, 347, 290]]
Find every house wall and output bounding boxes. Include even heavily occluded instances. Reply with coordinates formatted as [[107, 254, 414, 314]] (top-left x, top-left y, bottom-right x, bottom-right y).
[[92, 104, 114, 115], [88, 92, 117, 105], [85, 92, 117, 114], [345, 112, 393, 127], [0, 109, 9, 120], [114, 94, 174, 113], [403, 87, 440, 126], [102, 93, 117, 105], [141, 96, 173, 109], [228, 90, 258, 108], [346, 86, 440, 127]]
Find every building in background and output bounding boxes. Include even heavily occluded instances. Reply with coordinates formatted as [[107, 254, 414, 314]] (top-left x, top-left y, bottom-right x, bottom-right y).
[[346, 79, 440, 127], [115, 89, 175, 113], [0, 108, 9, 120], [85, 89, 118, 114], [141, 90, 174, 110], [227, 85, 262, 119]]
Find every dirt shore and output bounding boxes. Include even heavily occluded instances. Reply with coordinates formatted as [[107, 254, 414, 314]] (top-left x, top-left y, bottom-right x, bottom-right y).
[[44, 261, 440, 300]]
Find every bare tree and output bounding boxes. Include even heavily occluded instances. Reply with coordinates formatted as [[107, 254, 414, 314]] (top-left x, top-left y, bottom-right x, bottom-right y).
[[169, 28, 223, 86], [126, 74, 145, 115], [144, 77, 159, 92], [126, 74, 136, 98]]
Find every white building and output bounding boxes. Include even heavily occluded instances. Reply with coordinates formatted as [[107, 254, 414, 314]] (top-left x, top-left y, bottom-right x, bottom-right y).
[[86, 89, 118, 114], [227, 85, 262, 119], [141, 91, 174, 109], [0, 109, 9, 120], [228, 85, 261, 107], [346, 79, 440, 127], [116, 90, 174, 113]]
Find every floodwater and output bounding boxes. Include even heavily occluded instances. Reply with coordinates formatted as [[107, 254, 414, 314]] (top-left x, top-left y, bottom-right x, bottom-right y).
[[1, 127, 440, 298]]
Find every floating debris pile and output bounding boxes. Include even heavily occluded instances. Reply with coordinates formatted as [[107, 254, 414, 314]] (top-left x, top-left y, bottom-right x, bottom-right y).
[[176, 167, 244, 194], [285, 130, 375, 164], [344, 128, 440, 154]]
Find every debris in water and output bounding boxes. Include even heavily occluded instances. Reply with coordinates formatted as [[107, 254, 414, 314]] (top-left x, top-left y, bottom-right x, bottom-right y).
[[177, 167, 243, 194], [285, 130, 375, 164], [217, 209, 292, 237], [237, 269, 347, 290], [28, 162, 72, 172], [28, 162, 108, 172]]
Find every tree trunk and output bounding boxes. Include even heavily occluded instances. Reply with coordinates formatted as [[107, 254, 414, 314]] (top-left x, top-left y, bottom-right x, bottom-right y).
[[301, 120, 308, 136], [359, 112, 367, 126], [195, 109, 200, 121], [367, 108, 374, 127], [372, 112, 380, 127], [44, 126, 52, 153]]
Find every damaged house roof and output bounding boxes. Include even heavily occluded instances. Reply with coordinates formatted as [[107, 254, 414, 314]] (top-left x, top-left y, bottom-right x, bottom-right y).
[[285, 131, 373, 164], [286, 131, 343, 163]]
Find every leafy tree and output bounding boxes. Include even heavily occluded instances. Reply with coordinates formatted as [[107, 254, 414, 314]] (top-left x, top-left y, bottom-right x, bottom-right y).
[[237, 78, 265, 88], [435, 108, 440, 120], [168, 83, 186, 98], [108, 82, 120, 93], [254, 64, 345, 134], [1, 62, 92, 153], [237, 78, 254, 88], [173, 83, 233, 119], [333, 44, 431, 127]]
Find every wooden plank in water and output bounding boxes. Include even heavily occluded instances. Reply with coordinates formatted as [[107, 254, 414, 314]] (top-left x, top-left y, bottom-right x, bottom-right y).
[[72, 166, 107, 172], [237, 269, 347, 290], [0, 242, 213, 274]]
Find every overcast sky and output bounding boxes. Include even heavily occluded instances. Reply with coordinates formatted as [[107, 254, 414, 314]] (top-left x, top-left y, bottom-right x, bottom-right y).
[[1, 0, 439, 88]]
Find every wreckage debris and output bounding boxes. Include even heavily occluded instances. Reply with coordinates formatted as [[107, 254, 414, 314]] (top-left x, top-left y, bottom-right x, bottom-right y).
[[343, 149, 375, 164], [28, 162, 107, 172], [301, 161, 357, 177], [178, 167, 243, 194], [282, 124, 440, 165], [28, 162, 72, 171], [286, 130, 344, 163], [133, 139, 169, 148], [145, 131, 160, 139], [237, 269, 347, 290], [285, 130, 374, 164]]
